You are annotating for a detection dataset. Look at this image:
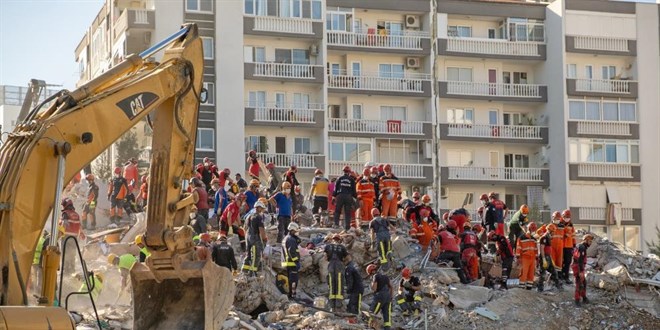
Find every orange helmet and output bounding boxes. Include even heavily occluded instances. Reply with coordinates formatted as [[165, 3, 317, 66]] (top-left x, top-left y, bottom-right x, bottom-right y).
[[366, 264, 378, 275], [479, 194, 489, 201], [520, 204, 529, 215], [527, 222, 537, 232], [401, 267, 412, 279], [200, 233, 212, 243], [422, 195, 431, 204], [562, 209, 572, 219]]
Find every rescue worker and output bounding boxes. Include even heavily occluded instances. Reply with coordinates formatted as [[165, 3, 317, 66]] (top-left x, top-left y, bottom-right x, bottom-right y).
[[211, 178, 228, 220], [573, 234, 593, 306], [344, 254, 363, 315], [292, 186, 304, 214], [135, 234, 151, 262], [509, 204, 529, 252], [270, 182, 293, 243], [78, 271, 103, 301], [436, 221, 469, 284], [415, 195, 439, 226], [515, 222, 538, 290], [396, 268, 422, 316], [460, 222, 481, 282], [31, 230, 50, 293], [367, 264, 392, 330], [242, 201, 268, 275], [190, 205, 209, 234], [357, 168, 376, 224], [266, 162, 280, 195], [488, 192, 508, 236], [60, 197, 83, 272], [333, 165, 357, 230], [211, 235, 238, 272], [403, 192, 421, 224], [191, 178, 210, 221], [138, 175, 148, 209], [308, 169, 330, 214], [107, 167, 129, 224], [235, 173, 248, 190], [379, 164, 401, 218], [413, 209, 436, 250], [81, 174, 99, 230], [473, 223, 487, 251], [324, 234, 348, 311], [221, 193, 247, 250], [369, 208, 393, 270], [195, 233, 213, 261], [282, 222, 302, 298], [245, 179, 260, 210], [107, 253, 137, 302], [123, 158, 139, 194], [196, 157, 220, 190], [487, 230, 514, 289], [283, 165, 300, 213], [448, 207, 469, 234], [550, 211, 565, 273], [369, 166, 381, 209], [480, 194, 496, 253], [538, 224, 563, 292], [562, 209, 575, 284], [247, 150, 260, 180]]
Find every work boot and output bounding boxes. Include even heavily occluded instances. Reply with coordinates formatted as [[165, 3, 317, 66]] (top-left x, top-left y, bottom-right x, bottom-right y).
[[582, 297, 589, 304], [575, 299, 581, 307], [565, 278, 573, 285]]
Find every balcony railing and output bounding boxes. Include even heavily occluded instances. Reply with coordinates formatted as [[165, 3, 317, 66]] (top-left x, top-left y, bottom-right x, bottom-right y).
[[575, 121, 632, 136], [444, 81, 543, 98], [447, 166, 544, 182], [329, 71, 431, 93], [574, 79, 634, 94], [0, 85, 58, 106], [328, 30, 428, 50], [447, 124, 543, 140], [329, 118, 426, 135], [246, 102, 324, 124], [253, 62, 319, 79], [253, 16, 314, 34], [257, 153, 316, 168], [113, 8, 154, 40], [577, 163, 633, 178], [328, 161, 429, 179], [579, 207, 634, 221], [446, 37, 541, 56], [572, 35, 629, 52]]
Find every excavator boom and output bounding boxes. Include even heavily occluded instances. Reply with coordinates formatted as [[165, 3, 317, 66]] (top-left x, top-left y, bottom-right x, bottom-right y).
[[0, 24, 234, 329]]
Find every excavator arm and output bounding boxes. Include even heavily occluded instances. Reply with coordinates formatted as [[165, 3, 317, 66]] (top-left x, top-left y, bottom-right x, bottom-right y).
[[0, 24, 234, 329]]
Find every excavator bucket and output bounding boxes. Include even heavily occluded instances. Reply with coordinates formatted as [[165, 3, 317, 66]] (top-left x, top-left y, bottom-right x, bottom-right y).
[[130, 260, 235, 329]]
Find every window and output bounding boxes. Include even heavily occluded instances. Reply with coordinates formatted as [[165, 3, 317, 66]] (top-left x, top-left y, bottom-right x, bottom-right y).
[[569, 99, 636, 123], [330, 63, 341, 75], [447, 150, 473, 166], [505, 154, 529, 168], [502, 71, 528, 84], [619, 103, 636, 122], [503, 113, 527, 125], [586, 101, 600, 120], [567, 64, 577, 79], [329, 139, 371, 162], [275, 48, 309, 64], [602, 102, 618, 121], [448, 25, 472, 37], [294, 137, 311, 154], [378, 64, 405, 79], [186, 0, 213, 13], [310, 0, 322, 19], [244, 0, 267, 15], [244, 46, 265, 63], [506, 18, 544, 42], [196, 128, 214, 151], [569, 101, 585, 120], [248, 91, 266, 107], [245, 136, 267, 153], [202, 37, 214, 59], [202, 82, 215, 105], [489, 110, 499, 125], [569, 139, 640, 164], [602, 66, 616, 80], [293, 93, 310, 108], [447, 67, 472, 82], [505, 194, 527, 211], [624, 226, 640, 251], [447, 108, 474, 124], [380, 106, 407, 121], [327, 12, 350, 31], [351, 104, 362, 119]]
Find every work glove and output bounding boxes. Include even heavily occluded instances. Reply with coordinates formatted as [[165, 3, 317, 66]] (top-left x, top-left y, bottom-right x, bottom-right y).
[[542, 258, 548, 269], [228, 226, 234, 236]]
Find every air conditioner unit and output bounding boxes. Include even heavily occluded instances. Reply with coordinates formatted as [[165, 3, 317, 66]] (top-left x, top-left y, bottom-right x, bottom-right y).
[[423, 140, 433, 159], [405, 15, 420, 28], [406, 57, 420, 68], [440, 187, 449, 199], [309, 44, 319, 56]]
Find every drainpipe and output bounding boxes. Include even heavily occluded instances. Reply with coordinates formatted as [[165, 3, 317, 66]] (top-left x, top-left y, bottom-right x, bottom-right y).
[[430, 0, 441, 208]]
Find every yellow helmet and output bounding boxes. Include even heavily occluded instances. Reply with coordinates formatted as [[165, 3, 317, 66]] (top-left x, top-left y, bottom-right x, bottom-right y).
[[135, 234, 145, 246], [107, 254, 118, 264], [95, 272, 104, 283]]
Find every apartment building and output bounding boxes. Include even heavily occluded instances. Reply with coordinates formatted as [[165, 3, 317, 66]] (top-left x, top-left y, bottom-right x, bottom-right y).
[[74, 0, 660, 253]]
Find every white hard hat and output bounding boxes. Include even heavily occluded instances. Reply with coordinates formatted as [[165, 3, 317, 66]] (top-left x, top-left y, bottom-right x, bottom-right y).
[[254, 201, 266, 209], [364, 161, 374, 168], [287, 222, 300, 232]]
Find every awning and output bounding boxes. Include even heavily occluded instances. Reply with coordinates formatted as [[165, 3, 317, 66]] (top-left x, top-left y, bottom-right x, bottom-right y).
[[606, 186, 622, 228]]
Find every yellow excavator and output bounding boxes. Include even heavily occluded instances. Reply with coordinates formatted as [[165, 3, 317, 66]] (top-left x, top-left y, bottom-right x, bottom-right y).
[[0, 24, 235, 329]]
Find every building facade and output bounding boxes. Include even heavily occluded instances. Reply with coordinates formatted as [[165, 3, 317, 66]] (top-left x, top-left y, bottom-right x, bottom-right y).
[[0, 85, 58, 134], [74, 0, 660, 253]]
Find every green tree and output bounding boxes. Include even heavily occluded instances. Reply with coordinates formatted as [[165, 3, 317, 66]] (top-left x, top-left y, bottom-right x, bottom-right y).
[[646, 226, 660, 256], [115, 130, 140, 166]]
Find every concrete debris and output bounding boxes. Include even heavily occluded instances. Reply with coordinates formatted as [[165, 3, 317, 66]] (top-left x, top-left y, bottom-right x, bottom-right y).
[[448, 286, 493, 309], [474, 307, 499, 321]]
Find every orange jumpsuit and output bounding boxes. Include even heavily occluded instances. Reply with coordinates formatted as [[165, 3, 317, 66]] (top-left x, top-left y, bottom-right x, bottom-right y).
[[413, 220, 435, 250], [357, 178, 376, 224], [516, 233, 538, 289], [551, 224, 565, 270], [379, 174, 400, 218]]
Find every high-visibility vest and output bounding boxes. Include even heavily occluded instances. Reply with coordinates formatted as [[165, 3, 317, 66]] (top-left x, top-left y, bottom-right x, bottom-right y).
[[79, 274, 103, 300], [517, 234, 538, 258], [118, 254, 137, 271]]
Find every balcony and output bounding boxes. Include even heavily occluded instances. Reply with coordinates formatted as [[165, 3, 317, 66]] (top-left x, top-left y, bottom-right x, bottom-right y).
[[441, 166, 549, 186], [567, 121, 639, 139], [244, 62, 324, 83], [327, 30, 431, 55], [566, 79, 637, 99], [439, 123, 548, 144], [571, 207, 641, 225], [328, 71, 432, 97], [113, 8, 155, 42], [566, 35, 636, 56], [328, 118, 432, 139], [244, 16, 323, 39], [569, 163, 641, 182], [256, 153, 324, 172], [244, 102, 325, 128], [438, 37, 546, 60], [328, 161, 432, 181], [438, 81, 547, 102]]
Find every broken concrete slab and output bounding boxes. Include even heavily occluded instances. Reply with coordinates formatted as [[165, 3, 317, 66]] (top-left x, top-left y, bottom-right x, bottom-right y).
[[448, 286, 493, 310], [391, 235, 412, 259]]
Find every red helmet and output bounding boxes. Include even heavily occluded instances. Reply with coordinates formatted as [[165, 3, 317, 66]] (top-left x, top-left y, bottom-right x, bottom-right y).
[[527, 222, 538, 232], [85, 174, 95, 181], [479, 194, 488, 201], [442, 212, 449, 221], [290, 165, 297, 171], [61, 197, 73, 209], [203, 157, 210, 163], [473, 224, 483, 233], [488, 191, 497, 199], [141, 175, 148, 183], [266, 162, 275, 170], [223, 168, 230, 174], [314, 169, 323, 176], [370, 166, 378, 174], [447, 220, 457, 230], [362, 168, 370, 177], [420, 209, 431, 218], [412, 192, 421, 200], [552, 211, 561, 219], [342, 165, 352, 173], [378, 164, 384, 172], [366, 264, 378, 275], [200, 233, 212, 243], [422, 195, 431, 204], [487, 231, 497, 241], [401, 268, 412, 279], [383, 164, 392, 173], [248, 150, 256, 157], [236, 193, 246, 201], [114, 167, 122, 175], [371, 208, 380, 217], [562, 209, 571, 219]]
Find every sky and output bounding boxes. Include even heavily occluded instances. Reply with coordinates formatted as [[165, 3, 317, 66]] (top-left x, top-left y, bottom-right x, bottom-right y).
[[0, 0, 104, 90]]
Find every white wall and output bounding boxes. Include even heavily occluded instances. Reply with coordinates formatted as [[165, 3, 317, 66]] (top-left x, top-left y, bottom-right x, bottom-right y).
[[0, 105, 21, 134], [566, 10, 636, 39], [568, 182, 642, 208], [152, 0, 184, 61]]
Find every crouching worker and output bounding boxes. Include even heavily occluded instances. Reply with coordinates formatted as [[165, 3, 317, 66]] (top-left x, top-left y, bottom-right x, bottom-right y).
[[396, 268, 422, 316]]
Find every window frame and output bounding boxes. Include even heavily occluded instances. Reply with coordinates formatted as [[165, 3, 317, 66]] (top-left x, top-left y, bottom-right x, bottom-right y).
[[447, 108, 474, 124], [294, 137, 311, 154], [202, 82, 215, 106], [186, 0, 213, 14], [446, 67, 473, 82], [196, 128, 215, 151], [201, 37, 214, 60], [448, 25, 472, 38]]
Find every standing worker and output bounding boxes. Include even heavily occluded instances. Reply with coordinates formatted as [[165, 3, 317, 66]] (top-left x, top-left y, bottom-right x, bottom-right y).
[[562, 209, 575, 284], [487, 231, 514, 289], [488, 192, 508, 236], [308, 169, 330, 215], [81, 174, 99, 230], [270, 182, 293, 243], [123, 158, 139, 195], [378, 164, 401, 218], [367, 264, 392, 330], [246, 150, 260, 180], [108, 167, 129, 225], [242, 201, 268, 275], [538, 224, 563, 292], [59, 198, 84, 273], [436, 221, 469, 284], [396, 268, 422, 316], [572, 234, 593, 306], [550, 211, 565, 273], [191, 177, 210, 221], [281, 223, 302, 298], [515, 222, 538, 290], [344, 254, 363, 315], [138, 175, 149, 209], [333, 165, 357, 230], [245, 179, 261, 211], [369, 208, 393, 270], [324, 234, 348, 311], [480, 194, 496, 254], [369, 166, 381, 210], [220, 193, 247, 250], [508, 204, 529, 252], [266, 162, 280, 195], [356, 168, 376, 225], [283, 165, 301, 213], [211, 235, 238, 273]]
